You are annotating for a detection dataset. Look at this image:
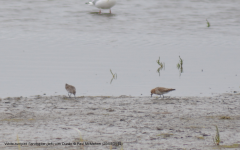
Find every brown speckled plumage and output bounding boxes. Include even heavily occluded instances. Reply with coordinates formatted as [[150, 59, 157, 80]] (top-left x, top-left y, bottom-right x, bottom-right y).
[[65, 84, 76, 98], [151, 87, 175, 98]]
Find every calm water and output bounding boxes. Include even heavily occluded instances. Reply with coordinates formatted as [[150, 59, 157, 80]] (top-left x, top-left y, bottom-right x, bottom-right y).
[[0, 0, 240, 98]]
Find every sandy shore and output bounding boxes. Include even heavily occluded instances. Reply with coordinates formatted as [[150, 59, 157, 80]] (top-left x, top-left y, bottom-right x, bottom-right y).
[[0, 93, 240, 150]]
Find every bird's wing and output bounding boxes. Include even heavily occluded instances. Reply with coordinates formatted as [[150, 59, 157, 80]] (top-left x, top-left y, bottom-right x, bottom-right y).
[[92, 0, 99, 5], [157, 87, 175, 92]]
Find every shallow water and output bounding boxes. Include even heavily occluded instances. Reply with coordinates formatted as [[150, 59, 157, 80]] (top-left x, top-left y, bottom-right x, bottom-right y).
[[0, 0, 240, 97]]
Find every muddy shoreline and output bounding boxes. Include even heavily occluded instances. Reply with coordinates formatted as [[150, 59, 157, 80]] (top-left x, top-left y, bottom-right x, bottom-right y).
[[0, 94, 240, 150]]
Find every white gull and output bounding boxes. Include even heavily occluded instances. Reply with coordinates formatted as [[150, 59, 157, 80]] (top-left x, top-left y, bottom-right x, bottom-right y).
[[86, 0, 116, 14]]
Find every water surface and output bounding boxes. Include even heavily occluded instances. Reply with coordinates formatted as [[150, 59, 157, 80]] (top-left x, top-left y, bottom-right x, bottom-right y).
[[0, 0, 240, 97]]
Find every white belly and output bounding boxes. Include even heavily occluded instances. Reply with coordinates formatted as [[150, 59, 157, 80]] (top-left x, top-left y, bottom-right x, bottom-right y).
[[155, 90, 169, 95], [95, 0, 116, 9]]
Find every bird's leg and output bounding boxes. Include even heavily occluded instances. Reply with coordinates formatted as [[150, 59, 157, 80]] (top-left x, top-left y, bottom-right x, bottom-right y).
[[109, 9, 111, 14], [159, 95, 161, 98], [162, 95, 164, 98], [99, 9, 101, 14], [68, 93, 71, 98]]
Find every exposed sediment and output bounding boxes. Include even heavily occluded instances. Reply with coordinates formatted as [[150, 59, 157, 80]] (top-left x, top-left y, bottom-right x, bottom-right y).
[[0, 94, 240, 149]]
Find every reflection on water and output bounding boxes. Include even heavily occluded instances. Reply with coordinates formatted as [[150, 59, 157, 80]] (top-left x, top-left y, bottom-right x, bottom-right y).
[[177, 56, 183, 76], [206, 19, 210, 28], [110, 69, 117, 84], [156, 57, 165, 76], [0, 0, 240, 97], [89, 12, 115, 17]]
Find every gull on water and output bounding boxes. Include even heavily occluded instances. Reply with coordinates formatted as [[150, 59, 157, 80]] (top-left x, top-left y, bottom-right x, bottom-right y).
[[65, 84, 76, 98], [85, 0, 116, 14], [151, 87, 175, 98]]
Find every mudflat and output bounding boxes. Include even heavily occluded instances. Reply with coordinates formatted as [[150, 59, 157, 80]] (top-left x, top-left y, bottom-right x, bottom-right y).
[[0, 94, 240, 150]]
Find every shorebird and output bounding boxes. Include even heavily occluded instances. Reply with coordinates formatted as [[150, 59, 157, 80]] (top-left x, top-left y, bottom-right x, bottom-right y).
[[65, 84, 76, 98], [85, 0, 117, 14], [151, 87, 175, 98]]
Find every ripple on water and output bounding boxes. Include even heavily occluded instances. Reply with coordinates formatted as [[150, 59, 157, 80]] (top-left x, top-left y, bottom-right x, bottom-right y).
[[0, 0, 240, 97]]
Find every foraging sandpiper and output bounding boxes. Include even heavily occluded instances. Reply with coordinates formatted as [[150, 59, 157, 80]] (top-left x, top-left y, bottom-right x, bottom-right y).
[[65, 84, 76, 98], [151, 87, 175, 98]]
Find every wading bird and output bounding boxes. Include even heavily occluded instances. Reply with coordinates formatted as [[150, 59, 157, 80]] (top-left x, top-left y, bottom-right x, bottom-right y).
[[151, 87, 175, 98], [65, 84, 76, 98], [86, 0, 116, 14]]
